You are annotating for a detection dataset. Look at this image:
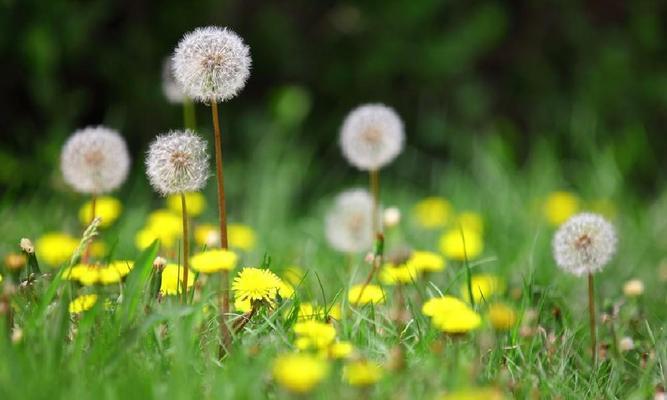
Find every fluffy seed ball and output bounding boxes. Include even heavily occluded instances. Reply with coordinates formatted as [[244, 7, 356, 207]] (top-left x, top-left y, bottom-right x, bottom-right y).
[[145, 130, 209, 196], [161, 57, 186, 104], [340, 103, 404, 171], [172, 26, 251, 103], [552, 213, 617, 276], [60, 126, 130, 194], [325, 189, 375, 253]]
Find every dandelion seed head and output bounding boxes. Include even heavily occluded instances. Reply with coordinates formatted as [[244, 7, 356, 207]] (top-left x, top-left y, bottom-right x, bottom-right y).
[[325, 188, 375, 253], [340, 103, 404, 171], [553, 213, 617, 276], [172, 26, 251, 103], [60, 126, 130, 194], [145, 130, 209, 196], [161, 57, 186, 104]]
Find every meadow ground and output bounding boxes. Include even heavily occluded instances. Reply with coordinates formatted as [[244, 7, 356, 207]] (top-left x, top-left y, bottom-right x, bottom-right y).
[[0, 131, 665, 400]]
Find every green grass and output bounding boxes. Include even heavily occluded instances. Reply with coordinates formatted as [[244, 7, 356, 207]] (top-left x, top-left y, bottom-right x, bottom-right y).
[[0, 134, 665, 399]]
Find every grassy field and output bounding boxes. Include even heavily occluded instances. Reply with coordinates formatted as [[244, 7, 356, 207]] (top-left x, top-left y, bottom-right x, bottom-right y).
[[0, 130, 666, 400]]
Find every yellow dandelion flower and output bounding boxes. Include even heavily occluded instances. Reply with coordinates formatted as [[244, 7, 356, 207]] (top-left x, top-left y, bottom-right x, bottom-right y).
[[348, 284, 385, 306], [147, 209, 182, 234], [414, 196, 452, 229], [343, 360, 383, 386], [439, 229, 483, 261], [160, 263, 195, 296], [135, 227, 177, 250], [278, 281, 295, 299], [65, 261, 134, 286], [282, 265, 305, 286], [406, 250, 446, 273], [194, 223, 218, 247], [36, 232, 78, 267], [69, 294, 98, 314], [78, 196, 122, 228], [89, 241, 107, 258], [488, 303, 517, 331], [232, 267, 283, 303], [294, 302, 321, 321], [293, 320, 337, 350], [432, 306, 481, 334], [190, 249, 238, 274], [327, 303, 342, 320], [234, 297, 252, 313], [379, 263, 418, 285], [453, 211, 484, 234], [422, 296, 469, 317], [0, 274, 3, 283], [461, 274, 505, 303], [272, 353, 329, 394], [109, 260, 133, 277], [328, 341, 354, 359], [543, 191, 579, 226], [440, 387, 505, 400], [166, 192, 206, 217], [228, 223, 257, 251]]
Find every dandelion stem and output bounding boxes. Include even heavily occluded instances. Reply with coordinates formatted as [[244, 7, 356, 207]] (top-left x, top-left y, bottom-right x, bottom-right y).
[[82, 194, 97, 264], [588, 272, 597, 365], [181, 192, 190, 304], [369, 169, 380, 235], [355, 233, 384, 304], [211, 100, 232, 356]]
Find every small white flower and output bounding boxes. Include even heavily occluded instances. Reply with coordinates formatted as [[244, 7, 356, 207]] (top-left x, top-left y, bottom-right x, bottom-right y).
[[145, 130, 209, 196], [161, 57, 186, 104], [172, 26, 251, 103], [383, 207, 401, 228], [60, 126, 130, 194], [325, 189, 375, 253], [618, 336, 635, 352], [553, 213, 617, 277], [622, 279, 644, 297], [340, 103, 404, 171]]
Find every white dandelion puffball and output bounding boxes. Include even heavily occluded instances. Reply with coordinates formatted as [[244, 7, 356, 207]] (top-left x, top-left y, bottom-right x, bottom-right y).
[[60, 126, 130, 194], [145, 130, 209, 196], [161, 57, 186, 104], [340, 103, 405, 171], [325, 188, 375, 253], [552, 213, 617, 277], [172, 26, 251, 103]]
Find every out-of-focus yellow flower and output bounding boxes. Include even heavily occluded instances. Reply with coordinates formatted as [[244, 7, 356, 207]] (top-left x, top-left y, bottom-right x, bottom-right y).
[[5, 253, 26, 271], [147, 209, 182, 236], [293, 302, 321, 321], [488, 303, 517, 331], [343, 360, 383, 386], [543, 191, 579, 226], [135, 227, 178, 250], [462, 274, 505, 303], [440, 387, 505, 400], [413, 197, 452, 229], [64, 262, 132, 286], [379, 263, 418, 285], [327, 303, 342, 320], [232, 267, 283, 303], [194, 223, 218, 247], [228, 223, 257, 251], [166, 192, 206, 217], [439, 229, 483, 261], [278, 281, 295, 299], [36, 232, 79, 267], [89, 241, 107, 258], [78, 196, 122, 228], [623, 279, 644, 298], [282, 265, 305, 286], [273, 353, 329, 394], [432, 306, 481, 334], [160, 263, 195, 296], [190, 249, 238, 274], [69, 294, 98, 314], [406, 250, 446, 273], [348, 284, 385, 306], [0, 274, 3, 283], [454, 211, 484, 234], [327, 341, 354, 359], [294, 320, 337, 350], [422, 296, 469, 317]]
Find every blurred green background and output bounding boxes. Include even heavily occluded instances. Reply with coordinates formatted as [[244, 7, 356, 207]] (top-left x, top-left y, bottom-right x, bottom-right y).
[[1, 0, 666, 197]]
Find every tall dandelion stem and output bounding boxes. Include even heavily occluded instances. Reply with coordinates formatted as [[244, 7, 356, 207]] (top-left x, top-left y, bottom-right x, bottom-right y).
[[588, 273, 596, 364], [211, 100, 232, 354], [183, 98, 196, 131], [181, 193, 190, 304], [82, 194, 97, 264], [369, 169, 380, 234]]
